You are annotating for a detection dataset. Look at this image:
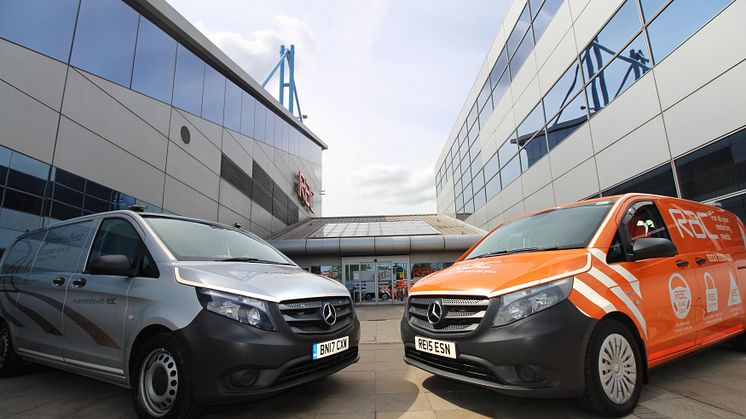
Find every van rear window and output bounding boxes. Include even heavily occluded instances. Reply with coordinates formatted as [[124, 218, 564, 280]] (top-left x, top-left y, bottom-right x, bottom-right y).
[[466, 200, 615, 259]]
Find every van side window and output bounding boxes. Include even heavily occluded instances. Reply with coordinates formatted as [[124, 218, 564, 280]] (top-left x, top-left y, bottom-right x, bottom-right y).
[[0, 231, 46, 275], [625, 204, 670, 244], [87, 218, 158, 278], [607, 233, 625, 263], [32, 221, 93, 273], [608, 202, 671, 264]]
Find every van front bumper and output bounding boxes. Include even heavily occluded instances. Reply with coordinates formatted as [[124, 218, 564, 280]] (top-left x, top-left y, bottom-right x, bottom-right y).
[[401, 299, 596, 398], [178, 309, 360, 404]]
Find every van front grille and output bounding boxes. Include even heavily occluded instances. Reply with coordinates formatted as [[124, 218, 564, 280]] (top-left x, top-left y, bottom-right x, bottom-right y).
[[407, 295, 489, 334], [278, 297, 354, 335]]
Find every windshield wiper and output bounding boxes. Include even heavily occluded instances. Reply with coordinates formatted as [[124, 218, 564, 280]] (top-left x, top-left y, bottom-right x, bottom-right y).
[[214, 257, 292, 265], [468, 245, 582, 260], [468, 247, 540, 259]]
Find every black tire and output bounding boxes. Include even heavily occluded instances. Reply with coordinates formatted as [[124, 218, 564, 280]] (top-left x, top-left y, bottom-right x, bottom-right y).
[[577, 319, 643, 417], [131, 333, 201, 419], [734, 332, 746, 352], [0, 321, 23, 378]]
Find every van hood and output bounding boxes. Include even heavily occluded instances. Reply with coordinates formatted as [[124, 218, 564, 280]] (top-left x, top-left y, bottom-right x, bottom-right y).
[[173, 262, 350, 303], [411, 249, 591, 297]]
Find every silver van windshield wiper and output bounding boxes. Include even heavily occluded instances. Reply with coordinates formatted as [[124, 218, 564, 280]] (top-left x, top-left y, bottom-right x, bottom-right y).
[[214, 257, 292, 265]]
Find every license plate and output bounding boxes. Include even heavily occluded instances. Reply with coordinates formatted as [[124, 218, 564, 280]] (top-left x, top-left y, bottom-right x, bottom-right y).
[[312, 336, 349, 360], [415, 336, 456, 359]]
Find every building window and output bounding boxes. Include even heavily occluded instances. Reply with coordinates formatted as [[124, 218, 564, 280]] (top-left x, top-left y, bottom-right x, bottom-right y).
[[675, 129, 746, 202], [532, 0, 564, 43], [647, 0, 732, 64], [543, 60, 582, 122], [201, 66, 226, 124], [0, 0, 79, 62], [520, 133, 548, 171], [716, 194, 746, 223], [585, 32, 650, 115], [516, 103, 545, 148], [240, 92, 257, 137], [639, 0, 668, 22], [500, 155, 522, 188], [507, 6, 531, 56], [70, 0, 139, 87], [222, 81, 242, 132], [509, 31, 534, 77], [172, 45, 205, 116], [131, 16, 177, 104], [546, 92, 587, 150], [602, 163, 677, 197], [581, 0, 642, 82]]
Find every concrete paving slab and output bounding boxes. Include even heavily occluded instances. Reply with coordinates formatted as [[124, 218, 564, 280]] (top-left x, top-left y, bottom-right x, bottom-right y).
[[0, 305, 745, 418]]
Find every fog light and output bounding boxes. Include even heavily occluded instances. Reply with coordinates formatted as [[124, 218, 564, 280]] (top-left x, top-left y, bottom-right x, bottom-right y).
[[228, 369, 257, 388], [517, 365, 540, 383]]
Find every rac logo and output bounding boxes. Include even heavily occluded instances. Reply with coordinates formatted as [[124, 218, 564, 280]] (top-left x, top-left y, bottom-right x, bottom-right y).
[[668, 208, 718, 240], [297, 171, 315, 213]]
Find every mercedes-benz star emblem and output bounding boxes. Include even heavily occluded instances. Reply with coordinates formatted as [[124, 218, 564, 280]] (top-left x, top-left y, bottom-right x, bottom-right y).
[[322, 303, 337, 326], [427, 300, 443, 325]]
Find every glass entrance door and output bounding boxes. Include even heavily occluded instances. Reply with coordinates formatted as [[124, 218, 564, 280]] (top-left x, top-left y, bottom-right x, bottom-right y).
[[343, 257, 410, 305]]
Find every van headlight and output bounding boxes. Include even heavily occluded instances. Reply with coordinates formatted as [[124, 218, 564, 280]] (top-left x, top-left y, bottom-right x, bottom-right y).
[[197, 288, 277, 331], [493, 277, 573, 327]]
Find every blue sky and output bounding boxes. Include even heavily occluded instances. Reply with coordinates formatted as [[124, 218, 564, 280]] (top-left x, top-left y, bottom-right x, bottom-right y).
[[165, 0, 509, 216]]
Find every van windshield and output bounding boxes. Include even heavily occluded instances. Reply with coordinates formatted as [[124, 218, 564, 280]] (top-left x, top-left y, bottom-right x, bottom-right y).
[[465, 200, 616, 260], [144, 217, 293, 264]]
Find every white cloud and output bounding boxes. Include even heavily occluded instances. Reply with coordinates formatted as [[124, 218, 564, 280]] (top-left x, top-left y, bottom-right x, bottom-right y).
[[195, 15, 317, 83], [348, 165, 436, 208]]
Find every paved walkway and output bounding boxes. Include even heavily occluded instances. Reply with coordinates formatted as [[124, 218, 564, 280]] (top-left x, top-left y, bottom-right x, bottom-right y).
[[1, 305, 745, 418]]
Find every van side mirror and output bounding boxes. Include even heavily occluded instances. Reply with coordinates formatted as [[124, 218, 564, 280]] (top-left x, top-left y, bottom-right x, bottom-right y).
[[89, 255, 133, 277], [631, 238, 677, 261]]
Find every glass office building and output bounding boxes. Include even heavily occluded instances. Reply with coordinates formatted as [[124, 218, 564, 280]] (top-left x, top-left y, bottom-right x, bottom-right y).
[[0, 0, 326, 249], [435, 0, 746, 228]]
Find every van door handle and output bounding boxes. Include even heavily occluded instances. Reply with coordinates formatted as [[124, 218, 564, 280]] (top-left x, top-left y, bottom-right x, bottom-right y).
[[695, 257, 708, 265], [52, 277, 66, 286], [72, 278, 87, 288], [676, 260, 689, 268]]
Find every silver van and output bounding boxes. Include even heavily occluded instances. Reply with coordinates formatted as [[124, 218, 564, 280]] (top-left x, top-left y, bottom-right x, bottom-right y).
[[0, 210, 360, 418]]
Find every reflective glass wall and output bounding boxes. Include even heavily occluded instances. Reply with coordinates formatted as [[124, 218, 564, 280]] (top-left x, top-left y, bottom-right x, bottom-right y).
[[435, 0, 732, 221], [0, 0, 322, 166], [0, 145, 162, 250]]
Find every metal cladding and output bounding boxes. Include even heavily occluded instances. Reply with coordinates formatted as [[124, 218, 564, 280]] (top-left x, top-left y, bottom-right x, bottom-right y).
[[269, 234, 483, 256]]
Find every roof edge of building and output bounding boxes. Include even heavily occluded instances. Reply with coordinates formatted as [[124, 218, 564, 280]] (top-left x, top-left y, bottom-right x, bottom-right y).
[[128, 0, 327, 150]]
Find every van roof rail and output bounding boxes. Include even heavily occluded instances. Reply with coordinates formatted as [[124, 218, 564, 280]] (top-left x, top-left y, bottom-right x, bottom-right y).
[[128, 204, 147, 213], [707, 202, 723, 208]]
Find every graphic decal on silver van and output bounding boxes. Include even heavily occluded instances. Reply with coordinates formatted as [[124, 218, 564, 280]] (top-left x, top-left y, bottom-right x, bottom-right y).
[[1, 285, 120, 349]]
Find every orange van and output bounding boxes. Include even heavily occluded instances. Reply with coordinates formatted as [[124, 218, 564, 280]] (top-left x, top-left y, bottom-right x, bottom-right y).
[[401, 194, 746, 416]]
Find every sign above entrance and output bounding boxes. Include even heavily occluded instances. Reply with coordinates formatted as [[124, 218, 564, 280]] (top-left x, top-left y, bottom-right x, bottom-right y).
[[297, 171, 314, 213]]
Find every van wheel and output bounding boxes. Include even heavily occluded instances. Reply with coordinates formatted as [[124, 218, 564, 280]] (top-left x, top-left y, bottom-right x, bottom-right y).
[[131, 333, 201, 419], [577, 319, 642, 417], [734, 332, 746, 352], [0, 321, 22, 378]]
